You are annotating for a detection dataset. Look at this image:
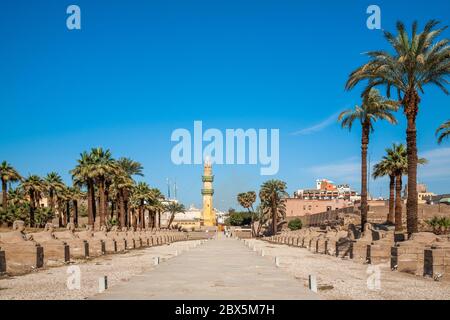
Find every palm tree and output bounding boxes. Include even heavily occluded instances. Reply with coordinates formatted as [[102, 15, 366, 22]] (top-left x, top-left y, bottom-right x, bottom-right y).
[[90, 148, 119, 227], [21, 175, 44, 227], [346, 20, 450, 234], [147, 188, 164, 229], [115, 158, 143, 228], [68, 186, 84, 226], [338, 88, 398, 230], [71, 151, 96, 226], [166, 202, 186, 228], [377, 143, 427, 231], [0, 161, 22, 210], [436, 120, 450, 144], [44, 172, 65, 226], [237, 191, 257, 236], [372, 159, 395, 224], [131, 182, 151, 229], [259, 180, 288, 235]]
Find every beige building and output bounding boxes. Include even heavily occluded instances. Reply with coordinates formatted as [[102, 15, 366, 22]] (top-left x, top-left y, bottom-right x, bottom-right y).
[[284, 198, 352, 217]]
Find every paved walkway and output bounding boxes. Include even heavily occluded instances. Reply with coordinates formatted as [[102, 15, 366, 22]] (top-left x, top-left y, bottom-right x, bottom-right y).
[[93, 236, 318, 300]]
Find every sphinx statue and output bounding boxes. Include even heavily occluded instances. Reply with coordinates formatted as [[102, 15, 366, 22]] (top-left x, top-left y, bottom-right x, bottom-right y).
[[30, 223, 70, 265], [54, 223, 89, 259], [0, 220, 44, 274]]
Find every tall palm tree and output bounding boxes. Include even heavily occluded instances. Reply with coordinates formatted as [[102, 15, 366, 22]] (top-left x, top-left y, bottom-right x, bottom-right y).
[[259, 180, 288, 236], [115, 158, 144, 227], [237, 191, 257, 236], [21, 175, 44, 227], [44, 172, 65, 226], [131, 182, 151, 229], [372, 159, 395, 224], [166, 201, 186, 228], [71, 151, 96, 226], [90, 148, 119, 227], [147, 188, 164, 229], [436, 120, 450, 144], [68, 186, 84, 226], [338, 88, 398, 230], [346, 20, 450, 234], [0, 161, 22, 210], [377, 143, 427, 231]]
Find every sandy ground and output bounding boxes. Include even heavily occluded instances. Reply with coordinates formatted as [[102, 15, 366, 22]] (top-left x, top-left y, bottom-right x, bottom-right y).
[[0, 240, 203, 300], [245, 239, 450, 300]]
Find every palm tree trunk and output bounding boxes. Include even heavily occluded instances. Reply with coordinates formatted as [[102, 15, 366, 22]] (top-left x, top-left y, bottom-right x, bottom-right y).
[[87, 179, 95, 226], [168, 212, 175, 228], [395, 174, 403, 231], [65, 201, 70, 226], [158, 210, 161, 229], [73, 199, 78, 226], [387, 175, 395, 224], [2, 179, 7, 210], [404, 90, 419, 235], [272, 199, 277, 235], [49, 189, 55, 213], [360, 122, 370, 231], [119, 191, 126, 228], [98, 178, 106, 226], [29, 191, 35, 227]]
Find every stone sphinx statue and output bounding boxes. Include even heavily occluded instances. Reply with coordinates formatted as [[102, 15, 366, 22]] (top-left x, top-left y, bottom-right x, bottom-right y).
[[0, 220, 34, 243], [31, 223, 70, 265], [93, 225, 116, 253], [54, 223, 89, 259], [0, 220, 44, 274], [106, 226, 127, 251], [77, 225, 105, 256]]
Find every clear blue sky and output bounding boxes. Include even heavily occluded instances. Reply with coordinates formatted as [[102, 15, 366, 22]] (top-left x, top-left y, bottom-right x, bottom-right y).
[[1, 0, 449, 211]]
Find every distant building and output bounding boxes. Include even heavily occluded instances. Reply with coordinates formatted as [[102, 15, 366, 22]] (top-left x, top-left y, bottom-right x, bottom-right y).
[[404, 183, 436, 204], [284, 198, 352, 217], [294, 179, 358, 201]]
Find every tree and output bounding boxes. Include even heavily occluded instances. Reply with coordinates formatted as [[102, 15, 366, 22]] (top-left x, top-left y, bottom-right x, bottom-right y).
[[436, 120, 450, 144], [373, 159, 395, 224], [338, 88, 398, 230], [166, 201, 186, 228], [71, 151, 96, 226], [0, 161, 22, 210], [131, 182, 152, 229], [21, 175, 45, 227], [237, 191, 257, 236], [115, 157, 143, 228], [259, 180, 288, 235], [90, 148, 119, 227], [44, 172, 65, 226], [346, 20, 450, 234], [376, 143, 427, 231]]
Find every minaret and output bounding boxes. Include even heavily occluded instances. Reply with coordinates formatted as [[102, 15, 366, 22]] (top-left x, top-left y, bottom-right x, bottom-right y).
[[201, 158, 216, 227]]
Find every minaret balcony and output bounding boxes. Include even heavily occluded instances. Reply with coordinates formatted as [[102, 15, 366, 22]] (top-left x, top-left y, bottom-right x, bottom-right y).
[[201, 188, 214, 195], [202, 175, 214, 182]]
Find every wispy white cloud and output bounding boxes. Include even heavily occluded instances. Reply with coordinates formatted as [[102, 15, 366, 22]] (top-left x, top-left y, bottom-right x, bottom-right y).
[[308, 157, 360, 183], [418, 147, 450, 179], [291, 111, 341, 136]]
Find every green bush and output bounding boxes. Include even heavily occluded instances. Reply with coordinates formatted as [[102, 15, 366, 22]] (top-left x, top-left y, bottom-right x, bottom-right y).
[[288, 218, 302, 231], [426, 216, 450, 234], [225, 211, 252, 226]]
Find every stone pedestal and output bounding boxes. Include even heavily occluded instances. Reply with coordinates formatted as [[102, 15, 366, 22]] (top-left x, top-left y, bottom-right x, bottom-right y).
[[1, 243, 44, 274], [424, 244, 450, 280], [391, 232, 440, 276], [335, 239, 354, 259], [31, 226, 71, 265], [0, 249, 6, 273]]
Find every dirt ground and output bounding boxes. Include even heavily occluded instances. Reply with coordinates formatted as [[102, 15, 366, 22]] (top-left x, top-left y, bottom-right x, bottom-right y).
[[246, 239, 450, 300]]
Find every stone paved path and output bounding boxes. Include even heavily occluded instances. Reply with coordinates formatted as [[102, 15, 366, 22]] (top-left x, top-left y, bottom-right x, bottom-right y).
[[93, 236, 318, 300]]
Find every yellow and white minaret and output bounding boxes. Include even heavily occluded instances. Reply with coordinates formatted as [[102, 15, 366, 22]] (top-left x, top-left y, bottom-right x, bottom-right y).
[[201, 159, 216, 227]]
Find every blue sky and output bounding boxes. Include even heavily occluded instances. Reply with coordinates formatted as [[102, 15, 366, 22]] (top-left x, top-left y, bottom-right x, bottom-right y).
[[1, 0, 449, 211]]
